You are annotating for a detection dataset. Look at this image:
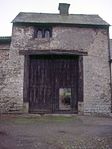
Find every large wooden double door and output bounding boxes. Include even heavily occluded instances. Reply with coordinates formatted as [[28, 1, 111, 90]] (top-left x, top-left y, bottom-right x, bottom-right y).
[[29, 55, 78, 113]]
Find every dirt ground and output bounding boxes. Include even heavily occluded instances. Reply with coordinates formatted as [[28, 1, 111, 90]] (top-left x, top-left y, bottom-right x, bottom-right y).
[[0, 114, 112, 149]]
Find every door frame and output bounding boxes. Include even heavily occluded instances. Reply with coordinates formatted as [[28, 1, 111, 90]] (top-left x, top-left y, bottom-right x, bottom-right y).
[[21, 50, 86, 113]]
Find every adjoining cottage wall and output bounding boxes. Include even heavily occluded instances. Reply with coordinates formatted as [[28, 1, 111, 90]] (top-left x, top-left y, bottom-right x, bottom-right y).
[[0, 43, 10, 113], [83, 30, 111, 115], [0, 23, 111, 115], [0, 42, 25, 113]]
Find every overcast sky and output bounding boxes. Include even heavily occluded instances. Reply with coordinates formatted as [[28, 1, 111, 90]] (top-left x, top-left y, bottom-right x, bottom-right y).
[[0, 0, 112, 38]]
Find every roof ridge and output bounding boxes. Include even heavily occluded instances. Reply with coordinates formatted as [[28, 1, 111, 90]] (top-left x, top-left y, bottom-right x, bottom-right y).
[[19, 12, 99, 16]]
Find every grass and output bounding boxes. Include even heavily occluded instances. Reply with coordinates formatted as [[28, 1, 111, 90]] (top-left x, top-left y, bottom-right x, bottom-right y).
[[0, 115, 78, 125]]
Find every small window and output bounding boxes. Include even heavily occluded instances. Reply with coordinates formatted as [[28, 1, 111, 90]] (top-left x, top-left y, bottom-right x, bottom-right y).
[[37, 29, 43, 38], [44, 29, 51, 38], [34, 27, 52, 38]]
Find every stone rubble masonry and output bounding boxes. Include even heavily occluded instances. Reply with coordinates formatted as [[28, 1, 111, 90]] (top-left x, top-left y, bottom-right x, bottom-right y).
[[0, 23, 111, 115], [0, 43, 13, 113]]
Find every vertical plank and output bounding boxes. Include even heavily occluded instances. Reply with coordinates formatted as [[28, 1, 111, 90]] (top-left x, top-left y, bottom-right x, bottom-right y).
[[78, 56, 83, 102], [23, 55, 30, 102]]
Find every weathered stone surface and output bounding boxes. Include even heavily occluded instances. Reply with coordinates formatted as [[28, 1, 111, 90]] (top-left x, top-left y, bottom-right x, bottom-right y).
[[0, 23, 111, 115], [83, 30, 111, 115]]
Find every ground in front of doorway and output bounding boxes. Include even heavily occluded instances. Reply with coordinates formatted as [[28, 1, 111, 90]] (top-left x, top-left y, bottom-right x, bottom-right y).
[[0, 114, 112, 149]]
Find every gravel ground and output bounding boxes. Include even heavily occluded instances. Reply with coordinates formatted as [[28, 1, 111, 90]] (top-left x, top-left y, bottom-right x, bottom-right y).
[[0, 114, 112, 149]]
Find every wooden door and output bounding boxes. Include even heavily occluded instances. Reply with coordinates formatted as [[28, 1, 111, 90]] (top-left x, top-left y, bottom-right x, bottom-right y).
[[29, 55, 78, 113], [29, 55, 53, 113], [52, 57, 78, 113]]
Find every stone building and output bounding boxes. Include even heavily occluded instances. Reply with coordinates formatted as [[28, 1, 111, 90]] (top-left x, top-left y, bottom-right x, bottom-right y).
[[0, 3, 112, 115], [110, 39, 112, 98]]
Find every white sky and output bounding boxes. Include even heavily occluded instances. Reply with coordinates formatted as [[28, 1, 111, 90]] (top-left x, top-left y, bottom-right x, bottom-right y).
[[0, 0, 112, 38]]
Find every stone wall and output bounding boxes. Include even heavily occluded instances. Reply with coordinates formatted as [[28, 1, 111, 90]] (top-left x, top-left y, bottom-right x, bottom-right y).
[[83, 30, 111, 115], [0, 23, 111, 115], [0, 41, 24, 113], [0, 43, 10, 113]]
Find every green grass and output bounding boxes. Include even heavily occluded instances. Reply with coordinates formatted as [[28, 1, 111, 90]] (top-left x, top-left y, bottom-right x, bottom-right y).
[[0, 115, 77, 125]]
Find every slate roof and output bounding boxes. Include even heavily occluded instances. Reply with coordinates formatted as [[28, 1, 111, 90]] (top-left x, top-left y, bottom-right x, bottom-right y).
[[0, 36, 11, 43], [12, 12, 109, 26]]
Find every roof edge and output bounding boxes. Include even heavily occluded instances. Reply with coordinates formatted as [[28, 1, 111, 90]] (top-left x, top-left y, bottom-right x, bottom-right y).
[[0, 36, 11, 43], [11, 12, 110, 26]]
